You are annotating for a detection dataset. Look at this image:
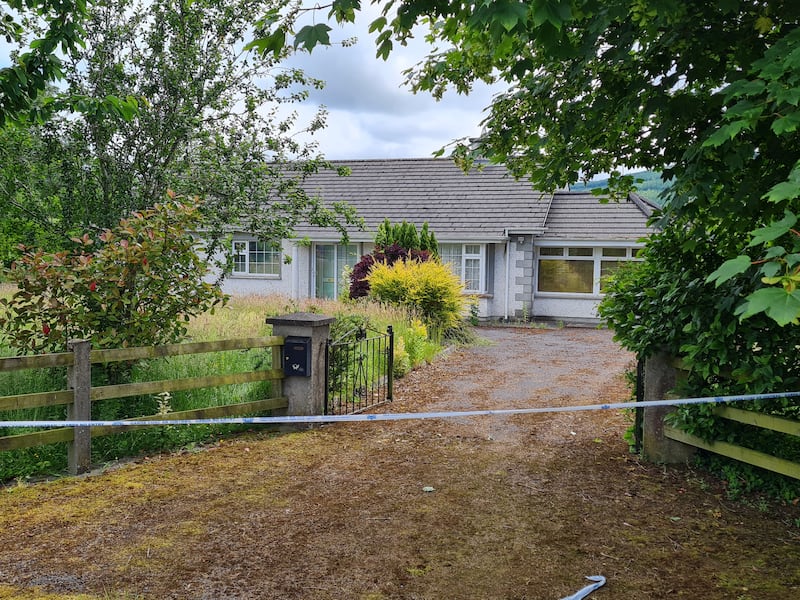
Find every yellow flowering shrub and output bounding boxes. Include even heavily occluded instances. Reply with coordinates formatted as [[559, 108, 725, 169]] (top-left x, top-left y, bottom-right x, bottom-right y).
[[367, 260, 465, 333]]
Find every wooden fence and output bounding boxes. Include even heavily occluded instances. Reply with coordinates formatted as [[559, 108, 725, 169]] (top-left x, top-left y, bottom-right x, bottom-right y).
[[0, 336, 287, 474], [643, 353, 800, 481], [664, 406, 800, 480]]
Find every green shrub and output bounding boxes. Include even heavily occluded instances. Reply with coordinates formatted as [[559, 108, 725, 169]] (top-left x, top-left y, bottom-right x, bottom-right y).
[[393, 335, 412, 377], [0, 195, 227, 356], [367, 259, 465, 334], [600, 220, 800, 498], [392, 318, 439, 376]]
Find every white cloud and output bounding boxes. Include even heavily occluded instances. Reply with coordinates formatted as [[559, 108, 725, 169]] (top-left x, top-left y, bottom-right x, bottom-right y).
[[283, 8, 504, 159], [0, 4, 503, 161]]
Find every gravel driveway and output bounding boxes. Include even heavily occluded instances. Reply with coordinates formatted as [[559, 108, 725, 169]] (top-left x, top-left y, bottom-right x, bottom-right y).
[[0, 326, 798, 599]]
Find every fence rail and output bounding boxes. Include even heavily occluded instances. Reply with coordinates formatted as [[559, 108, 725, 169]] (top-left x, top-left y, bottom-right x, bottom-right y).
[[644, 354, 800, 481], [0, 336, 288, 474], [664, 406, 800, 481]]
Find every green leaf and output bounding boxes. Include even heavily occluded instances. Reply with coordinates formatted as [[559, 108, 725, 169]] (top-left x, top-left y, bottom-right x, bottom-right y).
[[764, 245, 787, 259], [706, 255, 752, 286], [748, 211, 798, 247], [761, 261, 782, 277], [763, 181, 800, 203], [771, 110, 800, 135], [329, 0, 360, 23], [375, 30, 392, 60], [294, 24, 332, 52], [702, 120, 750, 147], [532, 0, 571, 29], [368, 16, 387, 33], [737, 287, 800, 326], [722, 78, 766, 102], [492, 1, 530, 32], [755, 16, 773, 35], [244, 28, 286, 58]]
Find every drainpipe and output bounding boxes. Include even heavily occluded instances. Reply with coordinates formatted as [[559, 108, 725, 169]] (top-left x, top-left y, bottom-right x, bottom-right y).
[[529, 236, 536, 319], [504, 238, 511, 321], [291, 243, 299, 300]]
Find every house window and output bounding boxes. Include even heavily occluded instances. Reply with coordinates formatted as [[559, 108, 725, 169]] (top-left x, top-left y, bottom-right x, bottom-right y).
[[536, 245, 639, 295], [315, 243, 359, 299], [232, 240, 281, 277], [440, 243, 485, 293], [599, 247, 631, 292]]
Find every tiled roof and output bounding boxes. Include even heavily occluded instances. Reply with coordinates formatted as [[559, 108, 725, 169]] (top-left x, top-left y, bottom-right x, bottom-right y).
[[291, 158, 654, 242], [541, 191, 657, 241], [294, 158, 552, 241]]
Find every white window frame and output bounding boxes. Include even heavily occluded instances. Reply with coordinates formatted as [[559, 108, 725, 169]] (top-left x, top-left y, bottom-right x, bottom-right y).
[[440, 242, 486, 294], [535, 242, 641, 297], [231, 239, 282, 278]]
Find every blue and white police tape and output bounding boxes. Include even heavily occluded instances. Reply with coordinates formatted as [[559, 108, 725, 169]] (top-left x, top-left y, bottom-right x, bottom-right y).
[[1, 391, 798, 429], [560, 575, 606, 600]]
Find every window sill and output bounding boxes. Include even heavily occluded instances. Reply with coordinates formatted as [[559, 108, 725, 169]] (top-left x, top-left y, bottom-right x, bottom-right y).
[[535, 292, 604, 300], [230, 273, 281, 280]]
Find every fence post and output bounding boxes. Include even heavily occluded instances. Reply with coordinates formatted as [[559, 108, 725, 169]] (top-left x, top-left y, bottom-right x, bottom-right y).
[[642, 351, 695, 464], [67, 339, 92, 475], [266, 313, 335, 420]]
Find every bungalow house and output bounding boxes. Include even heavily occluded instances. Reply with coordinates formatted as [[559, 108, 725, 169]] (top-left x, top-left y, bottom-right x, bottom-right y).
[[220, 158, 657, 323]]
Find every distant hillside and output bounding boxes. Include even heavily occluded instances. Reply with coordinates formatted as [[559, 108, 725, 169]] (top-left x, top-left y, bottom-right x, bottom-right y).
[[574, 171, 667, 206]]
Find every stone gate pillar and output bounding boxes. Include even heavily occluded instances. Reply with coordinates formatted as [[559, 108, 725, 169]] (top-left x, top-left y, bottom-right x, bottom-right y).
[[642, 351, 696, 463], [265, 312, 335, 418]]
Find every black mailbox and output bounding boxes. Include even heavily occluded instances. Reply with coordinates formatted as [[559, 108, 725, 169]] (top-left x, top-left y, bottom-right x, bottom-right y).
[[283, 336, 311, 377]]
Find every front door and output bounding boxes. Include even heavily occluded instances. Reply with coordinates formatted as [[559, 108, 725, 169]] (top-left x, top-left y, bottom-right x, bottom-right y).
[[315, 244, 359, 299]]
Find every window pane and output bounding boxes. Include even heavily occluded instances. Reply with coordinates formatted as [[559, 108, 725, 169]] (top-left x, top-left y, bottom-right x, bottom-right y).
[[464, 258, 481, 291], [602, 247, 627, 257], [336, 244, 359, 297], [568, 247, 593, 257], [600, 260, 625, 291], [440, 244, 462, 277], [537, 259, 593, 293], [539, 247, 563, 256], [315, 245, 335, 298], [464, 244, 481, 256], [248, 241, 280, 275], [232, 241, 247, 273]]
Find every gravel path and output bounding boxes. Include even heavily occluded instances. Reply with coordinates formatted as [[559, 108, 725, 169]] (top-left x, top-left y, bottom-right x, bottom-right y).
[[1, 326, 798, 599]]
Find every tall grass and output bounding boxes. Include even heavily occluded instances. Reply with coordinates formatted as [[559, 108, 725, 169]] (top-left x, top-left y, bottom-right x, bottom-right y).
[[0, 293, 446, 481]]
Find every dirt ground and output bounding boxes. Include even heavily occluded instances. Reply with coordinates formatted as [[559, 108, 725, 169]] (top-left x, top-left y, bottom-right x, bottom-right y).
[[0, 326, 798, 599]]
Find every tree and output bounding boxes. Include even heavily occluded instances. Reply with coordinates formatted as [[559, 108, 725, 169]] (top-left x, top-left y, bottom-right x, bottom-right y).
[[1, 0, 359, 265], [0, 0, 86, 126], [0, 0, 143, 126], [0, 123, 64, 265], [373, 218, 438, 255], [8, 1, 799, 321], [0, 196, 226, 355]]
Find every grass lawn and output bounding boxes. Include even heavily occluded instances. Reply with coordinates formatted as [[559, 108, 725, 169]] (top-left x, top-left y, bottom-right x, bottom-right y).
[[0, 293, 441, 481]]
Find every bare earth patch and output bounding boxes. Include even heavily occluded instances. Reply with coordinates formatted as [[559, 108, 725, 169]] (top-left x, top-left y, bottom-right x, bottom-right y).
[[1, 327, 798, 599]]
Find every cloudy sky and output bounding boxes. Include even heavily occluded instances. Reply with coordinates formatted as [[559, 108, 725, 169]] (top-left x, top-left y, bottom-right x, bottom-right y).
[[0, 4, 502, 161], [271, 5, 504, 160]]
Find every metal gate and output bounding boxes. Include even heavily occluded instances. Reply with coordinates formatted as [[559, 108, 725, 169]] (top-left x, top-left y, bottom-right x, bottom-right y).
[[325, 325, 393, 415]]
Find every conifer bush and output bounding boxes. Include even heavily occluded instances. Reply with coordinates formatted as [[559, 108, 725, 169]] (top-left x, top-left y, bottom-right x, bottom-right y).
[[349, 219, 438, 299]]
